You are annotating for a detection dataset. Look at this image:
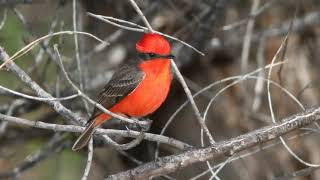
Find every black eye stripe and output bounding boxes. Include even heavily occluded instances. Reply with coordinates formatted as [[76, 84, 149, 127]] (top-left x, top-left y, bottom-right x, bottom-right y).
[[138, 53, 175, 60]]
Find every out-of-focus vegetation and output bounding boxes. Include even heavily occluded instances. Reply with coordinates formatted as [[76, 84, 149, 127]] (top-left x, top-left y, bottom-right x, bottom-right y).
[[1, 0, 320, 179]]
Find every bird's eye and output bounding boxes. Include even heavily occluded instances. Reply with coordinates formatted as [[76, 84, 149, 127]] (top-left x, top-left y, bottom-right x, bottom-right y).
[[138, 53, 158, 60], [148, 53, 156, 57]]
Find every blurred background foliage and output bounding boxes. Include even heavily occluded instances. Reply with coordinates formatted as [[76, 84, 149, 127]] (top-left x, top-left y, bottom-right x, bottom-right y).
[[1, 0, 320, 179]]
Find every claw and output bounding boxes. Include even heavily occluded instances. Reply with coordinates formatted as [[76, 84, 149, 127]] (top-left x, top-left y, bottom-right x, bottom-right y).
[[125, 125, 130, 131]]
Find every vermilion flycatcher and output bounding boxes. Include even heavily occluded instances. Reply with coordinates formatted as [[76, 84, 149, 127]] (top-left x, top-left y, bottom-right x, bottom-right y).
[[72, 33, 174, 150]]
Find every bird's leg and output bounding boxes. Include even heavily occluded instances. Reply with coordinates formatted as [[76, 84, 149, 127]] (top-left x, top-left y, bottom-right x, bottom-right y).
[[122, 119, 145, 150], [121, 119, 139, 131], [120, 116, 152, 132], [116, 113, 137, 130], [124, 124, 131, 132], [132, 117, 143, 131], [130, 117, 152, 132], [138, 118, 152, 131], [123, 117, 143, 131]]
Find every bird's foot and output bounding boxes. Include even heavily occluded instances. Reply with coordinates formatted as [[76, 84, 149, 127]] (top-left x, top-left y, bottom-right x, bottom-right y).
[[135, 118, 152, 132], [124, 118, 152, 132]]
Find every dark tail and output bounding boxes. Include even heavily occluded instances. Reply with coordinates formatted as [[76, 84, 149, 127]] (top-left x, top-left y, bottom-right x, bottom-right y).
[[72, 121, 96, 151]]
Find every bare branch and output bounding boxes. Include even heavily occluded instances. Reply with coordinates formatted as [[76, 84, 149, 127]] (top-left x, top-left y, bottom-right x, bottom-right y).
[[0, 84, 80, 101], [0, 46, 83, 125], [0, 31, 105, 69], [106, 106, 320, 179], [0, 9, 7, 30], [87, 13, 205, 56], [72, 0, 89, 113], [0, 113, 191, 150], [171, 60, 215, 144], [128, 0, 154, 33], [81, 139, 93, 180], [240, 0, 260, 74]]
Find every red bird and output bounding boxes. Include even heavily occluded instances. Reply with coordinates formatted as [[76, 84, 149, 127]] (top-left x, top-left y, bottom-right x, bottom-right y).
[[72, 33, 173, 150]]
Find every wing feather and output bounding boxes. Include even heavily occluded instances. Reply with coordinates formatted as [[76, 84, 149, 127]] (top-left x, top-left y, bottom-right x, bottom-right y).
[[88, 64, 144, 122]]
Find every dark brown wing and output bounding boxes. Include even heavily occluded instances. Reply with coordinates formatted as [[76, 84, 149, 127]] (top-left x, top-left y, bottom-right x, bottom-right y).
[[87, 64, 145, 123]]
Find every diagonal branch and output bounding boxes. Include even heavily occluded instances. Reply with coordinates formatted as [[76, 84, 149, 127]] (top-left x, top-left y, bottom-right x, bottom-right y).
[[128, 0, 154, 33], [106, 106, 320, 179], [0, 46, 83, 125], [0, 113, 190, 151], [171, 60, 215, 144]]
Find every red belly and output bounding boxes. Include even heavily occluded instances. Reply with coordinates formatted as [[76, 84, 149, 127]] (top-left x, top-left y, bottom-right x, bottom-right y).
[[109, 59, 172, 117]]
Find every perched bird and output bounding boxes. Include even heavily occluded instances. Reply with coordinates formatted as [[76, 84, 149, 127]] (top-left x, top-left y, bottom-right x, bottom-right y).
[[72, 33, 174, 151]]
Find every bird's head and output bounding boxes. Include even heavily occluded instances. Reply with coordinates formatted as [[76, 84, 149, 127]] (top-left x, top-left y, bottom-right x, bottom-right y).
[[136, 33, 171, 56]]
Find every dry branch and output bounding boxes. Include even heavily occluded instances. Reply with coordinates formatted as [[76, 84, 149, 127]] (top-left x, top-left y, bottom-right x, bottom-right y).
[[107, 106, 320, 179], [0, 113, 190, 151], [0, 47, 83, 125]]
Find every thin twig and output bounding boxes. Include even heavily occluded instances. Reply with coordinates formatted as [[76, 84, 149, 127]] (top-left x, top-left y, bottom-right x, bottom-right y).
[[128, 0, 153, 33], [0, 113, 190, 150], [0, 85, 80, 101], [252, 37, 266, 112], [240, 0, 260, 74], [171, 60, 215, 145], [72, 0, 89, 113], [0, 46, 83, 125], [0, 31, 105, 69], [0, 9, 8, 30], [171, 58, 217, 178], [33, 0, 64, 67], [13, 8, 26, 26], [81, 138, 93, 180], [222, 0, 275, 31], [0, 99, 24, 137], [226, 11, 320, 47], [87, 13, 205, 56], [203, 75, 305, 123]]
